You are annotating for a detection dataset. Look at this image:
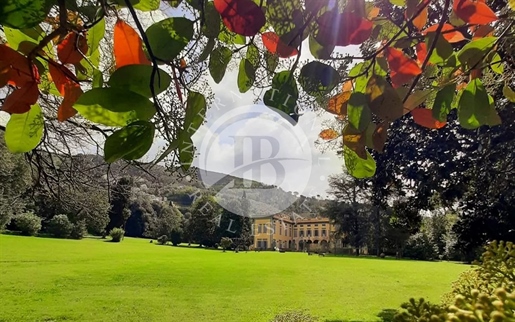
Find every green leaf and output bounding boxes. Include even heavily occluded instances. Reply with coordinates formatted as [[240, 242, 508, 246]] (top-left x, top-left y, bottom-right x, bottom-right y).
[[457, 37, 497, 70], [488, 52, 503, 74], [168, 0, 183, 7], [133, 0, 160, 11], [146, 17, 194, 62], [265, 51, 278, 74], [308, 35, 334, 60], [108, 65, 171, 98], [503, 85, 515, 102], [344, 146, 376, 178], [77, 5, 104, 23], [299, 61, 340, 97], [178, 136, 195, 171], [86, 18, 105, 58], [74, 88, 156, 127], [184, 91, 206, 135], [104, 121, 155, 163], [218, 28, 246, 45], [238, 59, 256, 93], [209, 46, 232, 84], [92, 69, 103, 88], [264, 71, 299, 117], [267, 0, 304, 46], [186, 0, 202, 10], [4, 104, 44, 153], [0, 0, 53, 28], [348, 92, 371, 132], [246, 44, 260, 67], [389, 0, 405, 6], [426, 34, 453, 64], [432, 83, 456, 122], [203, 2, 221, 38], [458, 78, 500, 129], [403, 89, 432, 113], [4, 26, 45, 53], [199, 38, 215, 62]]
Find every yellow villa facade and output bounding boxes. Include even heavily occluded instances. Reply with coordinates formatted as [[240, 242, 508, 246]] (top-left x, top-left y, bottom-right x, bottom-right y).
[[252, 214, 343, 252]]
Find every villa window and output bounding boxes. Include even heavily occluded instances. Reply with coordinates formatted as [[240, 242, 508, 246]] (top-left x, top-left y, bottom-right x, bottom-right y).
[[280, 225, 282, 235], [322, 229, 327, 237], [294, 230, 297, 237], [307, 230, 311, 237], [314, 230, 319, 237], [299, 231, 304, 237]]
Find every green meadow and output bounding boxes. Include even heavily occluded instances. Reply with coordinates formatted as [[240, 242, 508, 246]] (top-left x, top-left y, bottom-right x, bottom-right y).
[[0, 235, 469, 322]]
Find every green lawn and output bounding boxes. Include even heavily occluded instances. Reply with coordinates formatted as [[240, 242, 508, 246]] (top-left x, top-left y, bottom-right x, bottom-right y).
[[0, 235, 469, 322]]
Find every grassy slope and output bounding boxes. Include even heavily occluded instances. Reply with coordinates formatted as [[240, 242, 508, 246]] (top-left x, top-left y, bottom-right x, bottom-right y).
[[0, 235, 469, 322]]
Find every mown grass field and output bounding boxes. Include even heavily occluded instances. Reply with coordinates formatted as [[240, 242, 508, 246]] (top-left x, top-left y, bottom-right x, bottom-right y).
[[0, 235, 469, 322]]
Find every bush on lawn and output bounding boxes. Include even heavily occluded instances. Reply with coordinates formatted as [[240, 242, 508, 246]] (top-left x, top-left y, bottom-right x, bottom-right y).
[[270, 310, 318, 322], [170, 230, 181, 246], [14, 212, 42, 236], [71, 220, 87, 239], [109, 228, 125, 242], [48, 214, 74, 238], [394, 241, 515, 322], [157, 235, 168, 245], [220, 237, 232, 252]]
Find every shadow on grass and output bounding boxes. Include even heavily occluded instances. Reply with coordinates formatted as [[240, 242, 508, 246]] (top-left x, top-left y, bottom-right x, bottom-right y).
[[324, 308, 397, 322]]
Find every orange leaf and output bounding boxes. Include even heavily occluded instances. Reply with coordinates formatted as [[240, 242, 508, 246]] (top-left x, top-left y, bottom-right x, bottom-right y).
[[453, 0, 497, 25], [317, 11, 373, 46], [261, 32, 298, 58], [113, 20, 151, 69], [327, 91, 350, 116], [2, 82, 39, 114], [342, 80, 353, 92], [416, 42, 428, 65], [0, 44, 37, 87], [319, 129, 339, 140], [385, 47, 422, 88], [214, 0, 265, 36], [411, 108, 446, 129], [422, 23, 465, 43], [367, 7, 380, 20], [49, 63, 81, 122], [412, 6, 428, 30], [57, 32, 88, 64]]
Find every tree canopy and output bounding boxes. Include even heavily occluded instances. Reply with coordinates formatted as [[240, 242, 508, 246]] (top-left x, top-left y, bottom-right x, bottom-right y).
[[0, 0, 514, 177]]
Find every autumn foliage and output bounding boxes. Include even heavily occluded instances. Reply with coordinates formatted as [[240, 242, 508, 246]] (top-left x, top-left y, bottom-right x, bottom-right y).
[[0, 0, 511, 178]]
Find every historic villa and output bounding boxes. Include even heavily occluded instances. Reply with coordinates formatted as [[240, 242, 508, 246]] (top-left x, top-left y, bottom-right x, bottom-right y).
[[252, 214, 343, 252]]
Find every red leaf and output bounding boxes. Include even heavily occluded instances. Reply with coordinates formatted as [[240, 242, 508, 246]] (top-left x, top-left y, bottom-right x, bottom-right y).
[[453, 0, 497, 25], [472, 24, 494, 39], [49, 63, 81, 122], [385, 47, 422, 88], [316, 11, 373, 47], [2, 82, 39, 114], [113, 20, 151, 69], [214, 0, 265, 36], [261, 32, 298, 58], [422, 23, 465, 43], [411, 108, 446, 129], [57, 32, 88, 65], [0, 44, 37, 87], [416, 42, 428, 65], [412, 6, 428, 30]]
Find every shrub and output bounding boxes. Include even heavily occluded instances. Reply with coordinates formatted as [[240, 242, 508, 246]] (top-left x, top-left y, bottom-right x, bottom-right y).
[[14, 212, 41, 236], [109, 228, 125, 242], [157, 235, 168, 245], [220, 237, 232, 252], [404, 232, 438, 261], [170, 230, 182, 246], [270, 311, 318, 322], [394, 241, 515, 322], [70, 220, 87, 239], [48, 214, 73, 238]]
